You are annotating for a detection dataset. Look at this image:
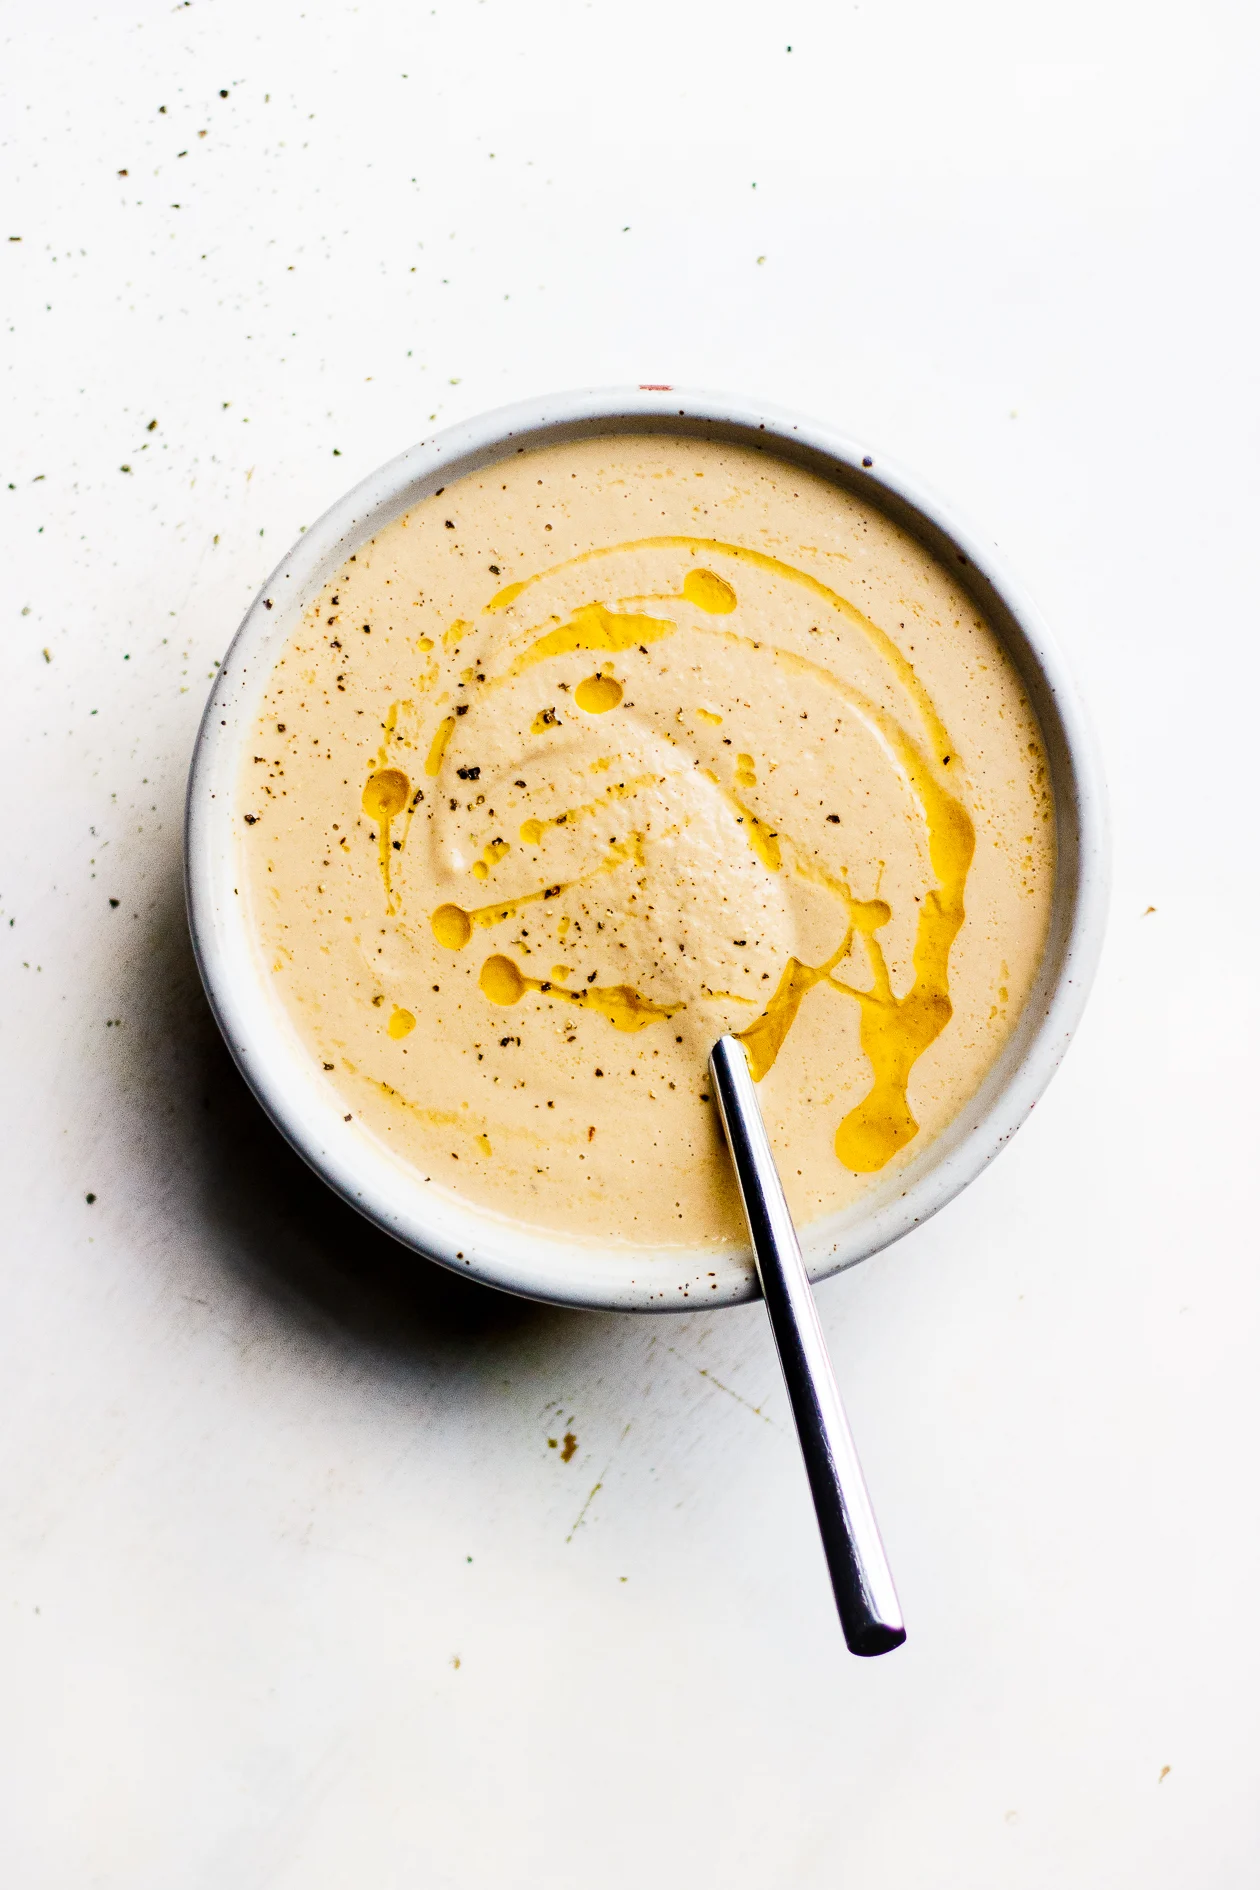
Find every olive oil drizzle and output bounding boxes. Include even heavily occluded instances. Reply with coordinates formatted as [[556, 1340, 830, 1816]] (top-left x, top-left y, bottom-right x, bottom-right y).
[[478, 953, 681, 1033], [361, 767, 410, 913], [362, 536, 976, 1175], [430, 834, 648, 949], [486, 534, 951, 763]]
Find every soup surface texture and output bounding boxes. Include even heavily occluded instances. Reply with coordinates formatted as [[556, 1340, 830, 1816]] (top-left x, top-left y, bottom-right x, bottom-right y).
[[240, 434, 1054, 1247]]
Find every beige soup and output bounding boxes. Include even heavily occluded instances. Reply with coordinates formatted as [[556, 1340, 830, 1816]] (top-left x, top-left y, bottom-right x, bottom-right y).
[[239, 435, 1054, 1249]]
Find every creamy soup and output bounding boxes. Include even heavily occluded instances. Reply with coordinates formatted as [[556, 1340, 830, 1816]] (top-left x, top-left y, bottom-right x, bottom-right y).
[[239, 434, 1054, 1248]]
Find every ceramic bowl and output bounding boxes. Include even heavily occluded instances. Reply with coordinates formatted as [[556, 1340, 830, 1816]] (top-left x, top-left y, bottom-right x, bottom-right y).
[[185, 387, 1108, 1310]]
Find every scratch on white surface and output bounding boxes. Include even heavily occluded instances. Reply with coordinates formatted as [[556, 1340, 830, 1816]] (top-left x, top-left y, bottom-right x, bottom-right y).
[[669, 1346, 775, 1426], [566, 1423, 630, 1542], [696, 1365, 775, 1426]]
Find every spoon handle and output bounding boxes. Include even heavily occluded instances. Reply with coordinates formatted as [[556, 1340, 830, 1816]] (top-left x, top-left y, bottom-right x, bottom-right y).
[[709, 1036, 906, 1657]]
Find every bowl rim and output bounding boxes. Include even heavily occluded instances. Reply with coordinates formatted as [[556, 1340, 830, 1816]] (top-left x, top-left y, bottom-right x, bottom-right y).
[[185, 384, 1109, 1312]]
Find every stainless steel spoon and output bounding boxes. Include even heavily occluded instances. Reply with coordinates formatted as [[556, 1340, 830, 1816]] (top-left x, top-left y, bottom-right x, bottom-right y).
[[709, 1035, 906, 1657]]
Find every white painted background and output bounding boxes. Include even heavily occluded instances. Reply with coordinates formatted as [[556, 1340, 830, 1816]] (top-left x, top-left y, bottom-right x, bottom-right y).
[[3, 2, 1258, 1883]]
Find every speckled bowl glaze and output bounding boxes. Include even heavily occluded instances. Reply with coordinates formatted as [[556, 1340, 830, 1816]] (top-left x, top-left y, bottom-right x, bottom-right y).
[[185, 388, 1108, 1311]]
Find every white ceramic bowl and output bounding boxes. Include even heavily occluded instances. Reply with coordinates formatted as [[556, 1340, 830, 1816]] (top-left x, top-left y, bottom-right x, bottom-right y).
[[186, 387, 1108, 1311]]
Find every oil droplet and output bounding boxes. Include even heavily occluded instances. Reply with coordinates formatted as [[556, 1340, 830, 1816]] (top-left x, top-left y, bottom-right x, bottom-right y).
[[362, 769, 410, 822], [574, 672, 623, 713], [850, 896, 892, 933], [487, 578, 527, 610], [682, 568, 737, 613], [531, 707, 559, 733], [425, 715, 456, 776], [416, 635, 434, 652], [388, 1006, 416, 1039], [480, 954, 526, 1003], [520, 817, 545, 845], [443, 618, 470, 649], [735, 752, 757, 788], [432, 904, 473, 950], [475, 1133, 493, 1157], [362, 768, 411, 908], [695, 706, 723, 725], [469, 837, 510, 881]]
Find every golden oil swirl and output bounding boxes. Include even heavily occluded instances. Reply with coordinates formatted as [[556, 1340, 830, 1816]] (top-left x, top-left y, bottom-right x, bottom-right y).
[[364, 539, 975, 1174]]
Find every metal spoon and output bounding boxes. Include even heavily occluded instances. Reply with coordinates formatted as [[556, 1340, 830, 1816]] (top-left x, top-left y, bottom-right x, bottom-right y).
[[709, 1035, 906, 1657]]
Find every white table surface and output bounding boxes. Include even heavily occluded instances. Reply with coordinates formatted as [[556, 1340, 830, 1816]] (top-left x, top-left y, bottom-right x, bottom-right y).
[[4, 3, 1259, 1884]]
